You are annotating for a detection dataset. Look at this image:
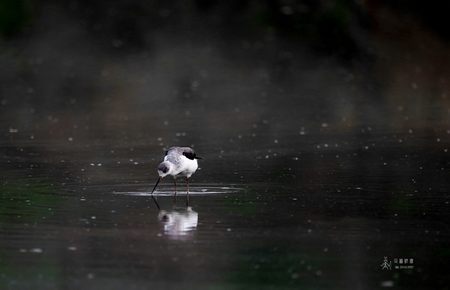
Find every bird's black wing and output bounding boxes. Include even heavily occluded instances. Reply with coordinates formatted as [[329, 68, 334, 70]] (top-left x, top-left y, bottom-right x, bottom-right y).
[[182, 148, 196, 160]]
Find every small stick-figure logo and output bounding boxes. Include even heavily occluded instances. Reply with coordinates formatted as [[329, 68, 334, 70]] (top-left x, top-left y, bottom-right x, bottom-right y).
[[381, 257, 392, 270]]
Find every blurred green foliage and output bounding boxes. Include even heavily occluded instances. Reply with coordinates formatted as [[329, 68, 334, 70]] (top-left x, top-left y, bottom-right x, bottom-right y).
[[0, 0, 32, 38]]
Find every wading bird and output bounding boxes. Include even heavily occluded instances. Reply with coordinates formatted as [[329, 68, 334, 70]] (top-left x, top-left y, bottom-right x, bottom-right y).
[[150, 146, 201, 206]]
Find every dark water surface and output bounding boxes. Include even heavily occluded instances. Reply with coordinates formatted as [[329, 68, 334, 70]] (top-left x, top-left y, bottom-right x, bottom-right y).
[[1, 2, 450, 288], [1, 126, 449, 289]]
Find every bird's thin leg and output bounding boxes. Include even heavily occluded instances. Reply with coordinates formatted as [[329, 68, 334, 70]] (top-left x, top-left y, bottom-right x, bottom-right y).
[[173, 178, 177, 206], [149, 177, 161, 210], [185, 177, 190, 207]]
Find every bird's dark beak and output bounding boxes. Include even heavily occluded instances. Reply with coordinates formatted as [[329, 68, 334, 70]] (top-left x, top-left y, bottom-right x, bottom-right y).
[[151, 177, 161, 195], [150, 177, 161, 210], [195, 156, 203, 160]]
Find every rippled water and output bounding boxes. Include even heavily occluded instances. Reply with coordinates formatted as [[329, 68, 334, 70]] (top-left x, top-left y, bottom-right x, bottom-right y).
[[1, 128, 449, 289], [113, 184, 243, 196]]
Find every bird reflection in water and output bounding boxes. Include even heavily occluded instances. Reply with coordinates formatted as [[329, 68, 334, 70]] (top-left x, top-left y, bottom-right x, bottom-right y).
[[158, 207, 198, 239], [149, 182, 198, 239]]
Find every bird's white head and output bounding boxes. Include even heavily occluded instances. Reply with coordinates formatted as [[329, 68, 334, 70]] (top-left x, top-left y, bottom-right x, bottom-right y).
[[157, 161, 172, 178]]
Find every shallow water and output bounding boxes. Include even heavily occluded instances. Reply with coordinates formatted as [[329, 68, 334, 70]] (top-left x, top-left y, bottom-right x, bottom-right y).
[[1, 128, 449, 289], [1, 2, 450, 287]]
